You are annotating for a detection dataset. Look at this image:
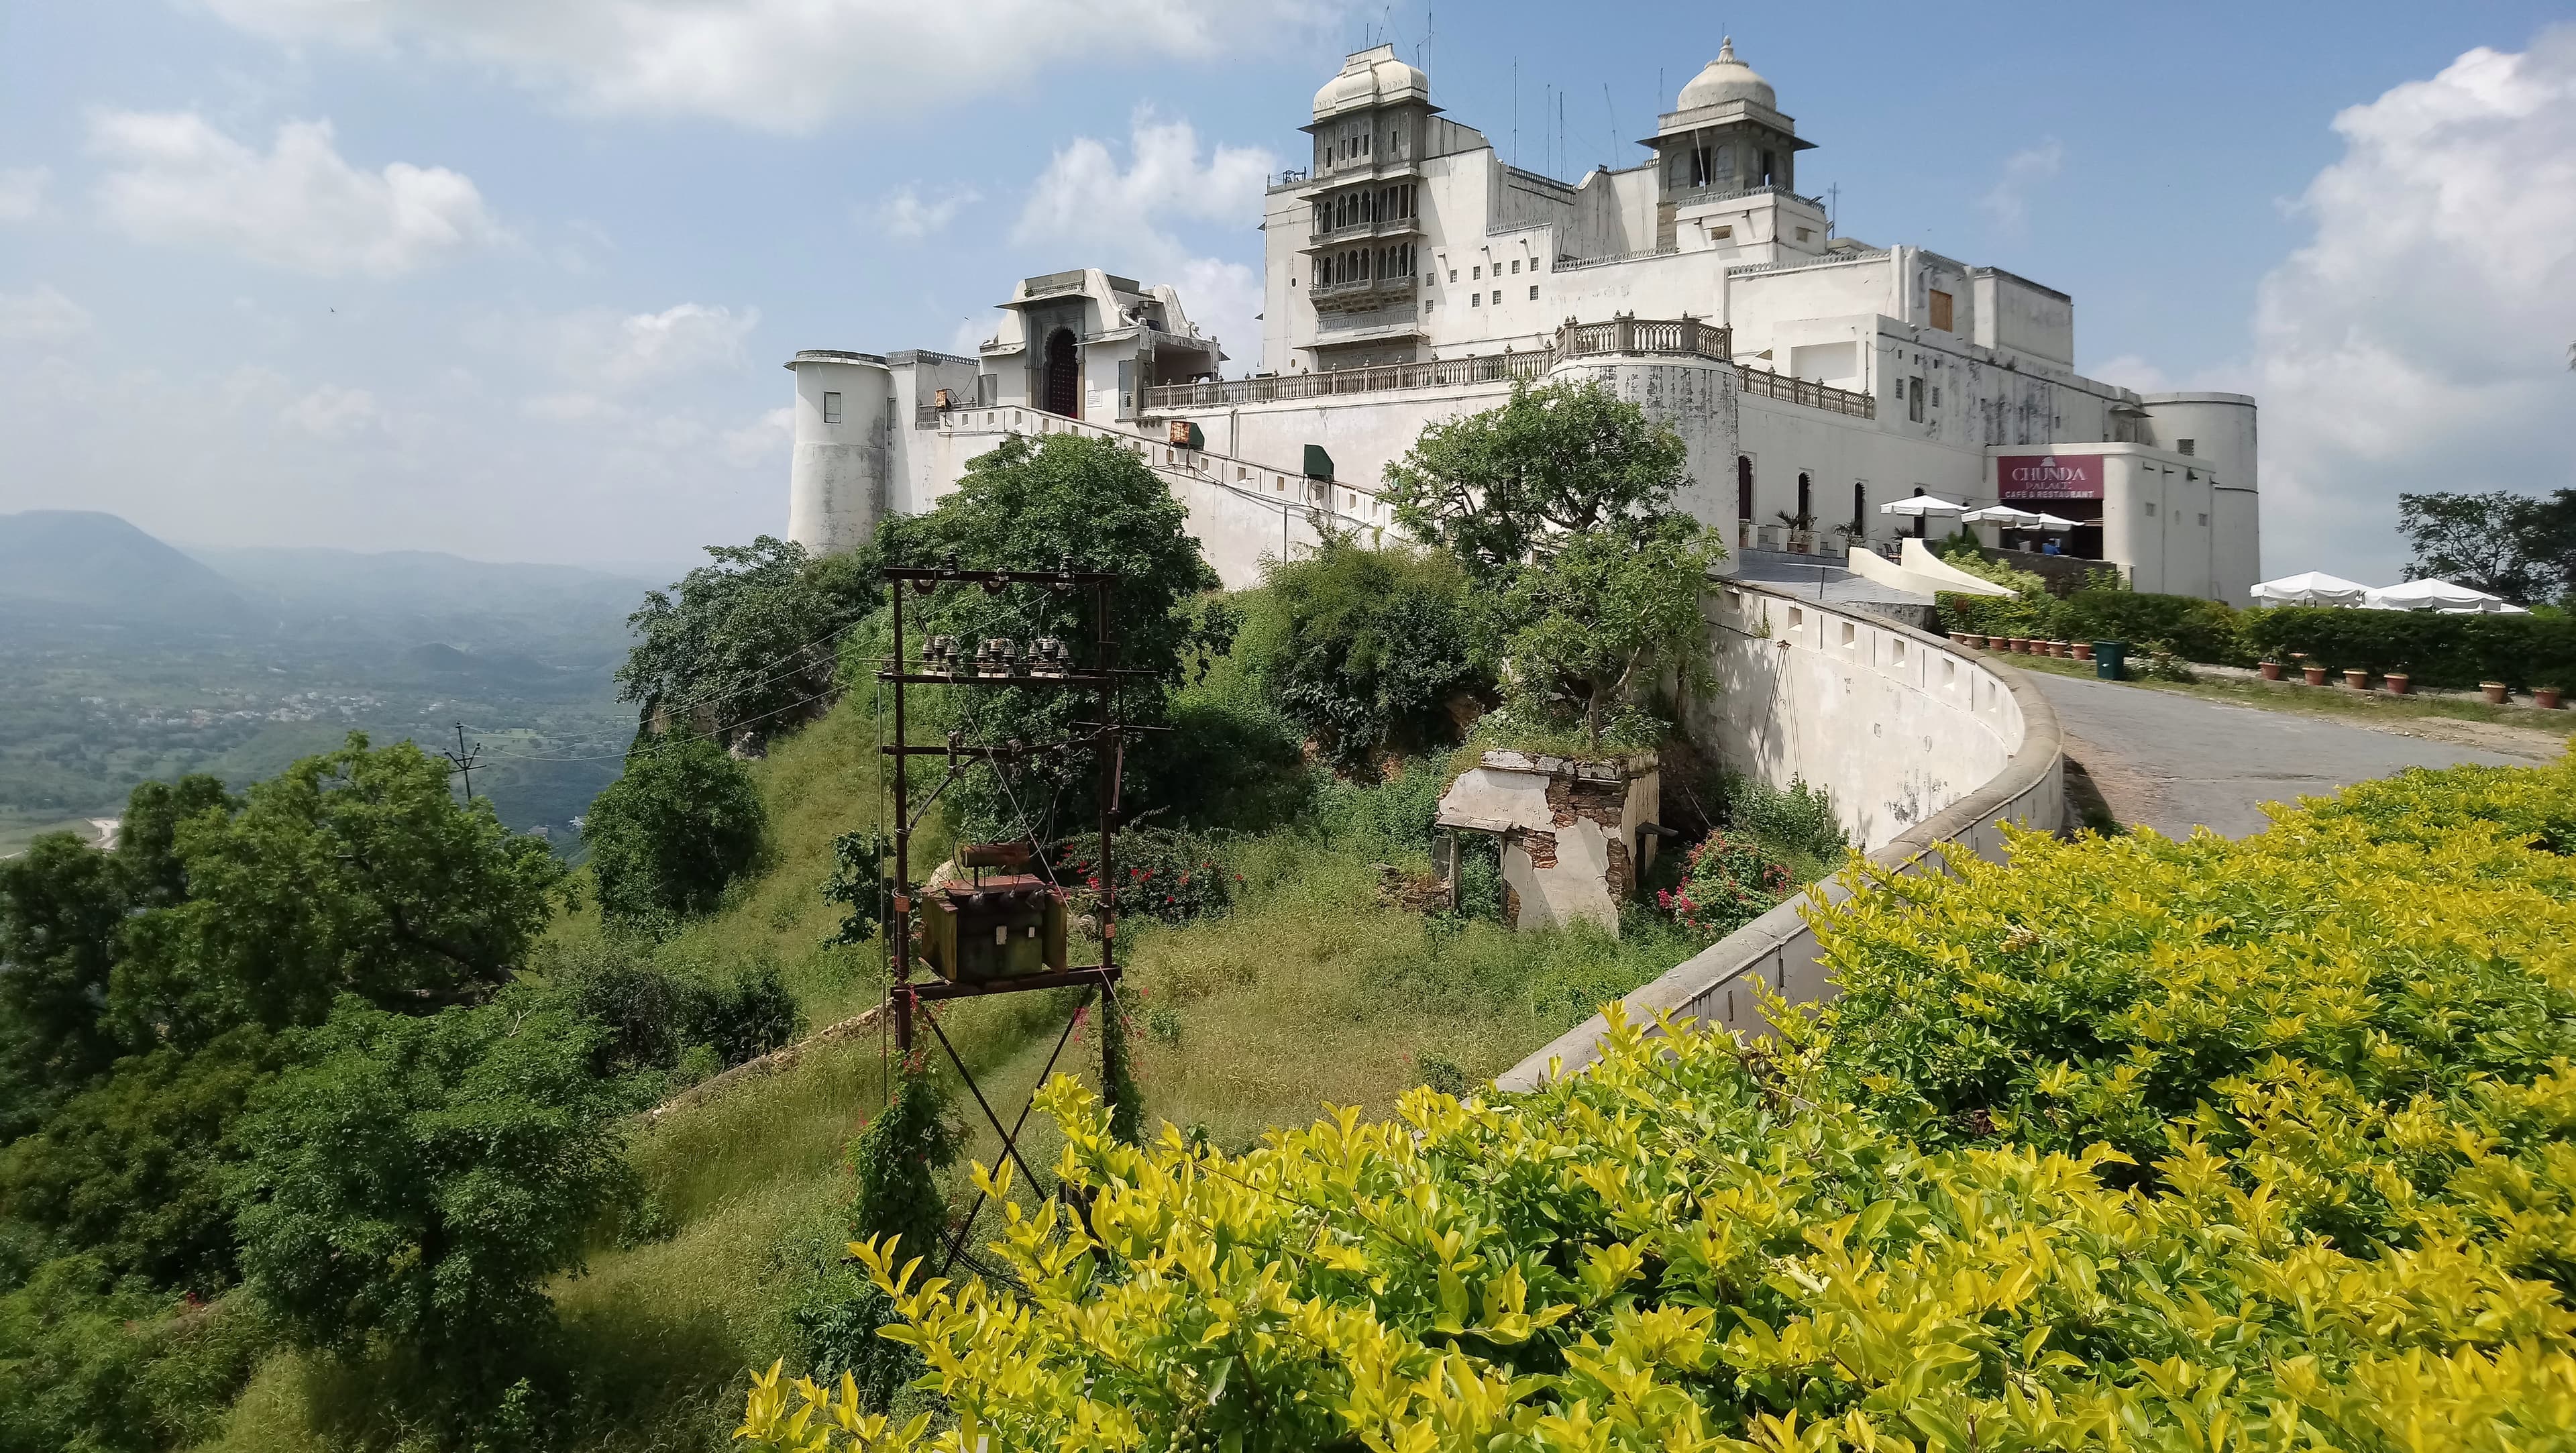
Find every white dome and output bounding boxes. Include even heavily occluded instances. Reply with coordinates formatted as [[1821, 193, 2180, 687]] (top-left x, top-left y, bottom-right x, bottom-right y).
[[1313, 44, 1428, 119], [1676, 37, 1774, 111]]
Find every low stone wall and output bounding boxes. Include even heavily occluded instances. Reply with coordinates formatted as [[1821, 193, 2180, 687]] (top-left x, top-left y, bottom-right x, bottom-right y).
[[1495, 581, 2063, 1091]]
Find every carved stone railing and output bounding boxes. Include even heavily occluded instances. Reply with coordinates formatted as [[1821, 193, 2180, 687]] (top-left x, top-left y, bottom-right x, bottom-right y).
[[1556, 314, 1729, 362], [1737, 365, 1875, 419]]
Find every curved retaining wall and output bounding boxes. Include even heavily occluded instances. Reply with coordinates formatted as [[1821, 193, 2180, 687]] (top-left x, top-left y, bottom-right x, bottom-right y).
[[1495, 582, 2063, 1091]]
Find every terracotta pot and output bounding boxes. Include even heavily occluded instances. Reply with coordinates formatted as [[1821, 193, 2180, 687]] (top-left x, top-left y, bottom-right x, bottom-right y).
[[2039, 640, 2056, 657], [2259, 660, 2283, 681], [2344, 667, 2371, 690], [2073, 643, 2094, 661], [2482, 681, 2510, 704], [2385, 673, 2410, 695], [2538, 687, 2563, 710], [2303, 665, 2330, 686], [1965, 634, 1986, 649]]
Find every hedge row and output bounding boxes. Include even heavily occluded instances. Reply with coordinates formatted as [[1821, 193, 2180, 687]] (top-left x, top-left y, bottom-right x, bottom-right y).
[[735, 755, 2576, 1453], [1939, 584, 2254, 667], [2243, 606, 2576, 690]]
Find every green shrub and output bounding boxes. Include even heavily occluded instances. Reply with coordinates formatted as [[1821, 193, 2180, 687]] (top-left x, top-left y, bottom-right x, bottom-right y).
[[2059, 585, 2252, 665], [1723, 772, 1847, 863], [1653, 830, 1790, 939], [1796, 770, 2576, 1287], [0, 1255, 272, 1453], [2244, 604, 2576, 689], [735, 752, 2576, 1453], [537, 939, 801, 1079], [1246, 539, 1490, 772], [582, 734, 767, 928], [1053, 826, 1238, 926], [228, 994, 639, 1385], [2296, 752, 2576, 854]]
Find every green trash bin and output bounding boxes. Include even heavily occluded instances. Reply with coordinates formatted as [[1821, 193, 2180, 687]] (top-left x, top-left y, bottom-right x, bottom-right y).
[[2094, 641, 2128, 681]]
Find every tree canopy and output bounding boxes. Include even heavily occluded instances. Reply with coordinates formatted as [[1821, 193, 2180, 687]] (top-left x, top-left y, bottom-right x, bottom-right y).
[[1381, 378, 1691, 581], [580, 733, 767, 928], [108, 735, 566, 1047], [1501, 514, 1725, 747], [2398, 488, 2576, 605], [227, 994, 637, 1379], [1249, 539, 1489, 771], [882, 433, 1229, 837], [617, 535, 875, 742]]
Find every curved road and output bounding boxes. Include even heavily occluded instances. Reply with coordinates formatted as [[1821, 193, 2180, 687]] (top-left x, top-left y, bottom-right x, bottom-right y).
[[2024, 671, 2539, 839]]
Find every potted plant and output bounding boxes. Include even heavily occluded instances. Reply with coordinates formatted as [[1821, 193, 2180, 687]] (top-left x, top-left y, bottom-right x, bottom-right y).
[[2538, 685, 2563, 710], [2073, 641, 2094, 661], [2344, 667, 2371, 690], [2302, 661, 2330, 686], [1949, 631, 1972, 647], [2385, 667, 2411, 695], [2258, 659, 2284, 681], [2482, 681, 2510, 704]]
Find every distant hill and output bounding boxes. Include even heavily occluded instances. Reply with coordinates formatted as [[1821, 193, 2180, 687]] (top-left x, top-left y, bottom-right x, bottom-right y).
[[0, 510, 251, 626], [191, 545, 657, 664]]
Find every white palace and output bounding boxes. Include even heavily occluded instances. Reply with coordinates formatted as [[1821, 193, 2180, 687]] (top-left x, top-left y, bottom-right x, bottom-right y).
[[788, 40, 2259, 604]]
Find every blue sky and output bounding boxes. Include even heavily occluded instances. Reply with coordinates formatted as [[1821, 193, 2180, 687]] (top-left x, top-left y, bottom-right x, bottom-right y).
[[2, 1, 2571, 582]]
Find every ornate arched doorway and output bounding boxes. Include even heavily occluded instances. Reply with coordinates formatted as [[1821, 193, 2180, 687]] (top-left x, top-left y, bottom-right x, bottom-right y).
[[1042, 328, 1079, 417]]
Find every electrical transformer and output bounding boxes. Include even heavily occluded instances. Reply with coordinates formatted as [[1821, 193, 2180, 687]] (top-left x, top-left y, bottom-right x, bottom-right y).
[[919, 844, 1068, 983]]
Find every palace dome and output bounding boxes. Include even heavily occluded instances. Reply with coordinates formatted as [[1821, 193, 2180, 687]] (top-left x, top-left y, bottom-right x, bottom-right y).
[[1313, 45, 1430, 119], [1676, 37, 1774, 111]]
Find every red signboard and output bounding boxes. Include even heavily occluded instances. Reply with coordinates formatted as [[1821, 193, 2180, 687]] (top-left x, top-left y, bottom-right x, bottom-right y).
[[1996, 453, 2104, 500]]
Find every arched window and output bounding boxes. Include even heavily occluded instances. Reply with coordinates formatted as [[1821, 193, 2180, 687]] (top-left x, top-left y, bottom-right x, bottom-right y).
[[1796, 472, 1813, 525], [1851, 482, 1867, 536]]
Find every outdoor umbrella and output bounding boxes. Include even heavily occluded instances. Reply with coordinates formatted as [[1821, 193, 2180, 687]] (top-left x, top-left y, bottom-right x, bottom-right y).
[[1880, 496, 1966, 519], [2363, 578, 2514, 612], [1960, 505, 2042, 527], [2025, 513, 2082, 532], [2250, 571, 2371, 607]]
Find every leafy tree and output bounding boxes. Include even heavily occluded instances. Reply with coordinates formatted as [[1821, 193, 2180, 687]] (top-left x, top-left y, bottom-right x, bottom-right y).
[[617, 535, 874, 742], [0, 836, 131, 1130], [107, 735, 566, 1047], [1248, 539, 1490, 771], [883, 433, 1228, 837], [1500, 515, 1725, 747], [581, 734, 767, 927], [0, 775, 234, 1135], [0, 1252, 270, 1453], [227, 995, 637, 1381], [1382, 379, 1690, 582], [2397, 488, 2576, 605], [821, 830, 890, 947], [0, 1027, 286, 1294]]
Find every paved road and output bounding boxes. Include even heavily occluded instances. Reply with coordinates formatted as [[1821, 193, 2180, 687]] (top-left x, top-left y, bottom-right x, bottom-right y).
[[2025, 671, 2531, 839]]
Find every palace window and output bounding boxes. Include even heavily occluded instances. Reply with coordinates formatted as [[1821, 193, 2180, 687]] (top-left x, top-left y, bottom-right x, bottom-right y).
[[822, 391, 842, 425], [1472, 266, 1481, 279], [1491, 290, 1501, 306], [1510, 259, 1520, 274], [1908, 378, 1925, 423], [1448, 268, 1457, 282], [2177, 439, 2196, 455], [1470, 293, 1481, 307], [1928, 288, 1954, 331], [1528, 285, 1538, 300]]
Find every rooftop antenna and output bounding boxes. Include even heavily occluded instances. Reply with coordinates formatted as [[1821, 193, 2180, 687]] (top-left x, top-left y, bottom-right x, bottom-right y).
[[1604, 83, 1618, 163], [1827, 183, 1841, 236]]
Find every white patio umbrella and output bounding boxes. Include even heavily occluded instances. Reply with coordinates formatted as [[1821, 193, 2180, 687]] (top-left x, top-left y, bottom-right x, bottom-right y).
[[2363, 578, 2513, 612], [2250, 571, 2371, 607], [2025, 512, 2082, 532], [1960, 505, 2042, 527], [1880, 496, 1966, 519]]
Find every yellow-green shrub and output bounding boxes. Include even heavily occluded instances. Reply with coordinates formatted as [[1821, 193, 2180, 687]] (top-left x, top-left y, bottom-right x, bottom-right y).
[[736, 759, 2576, 1453]]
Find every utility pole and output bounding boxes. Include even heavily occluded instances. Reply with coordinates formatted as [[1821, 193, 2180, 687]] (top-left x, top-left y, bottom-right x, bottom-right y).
[[1827, 183, 1841, 237], [443, 722, 482, 803]]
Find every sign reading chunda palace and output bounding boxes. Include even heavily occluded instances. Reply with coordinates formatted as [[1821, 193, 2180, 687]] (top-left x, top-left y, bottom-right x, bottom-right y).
[[1996, 454, 2103, 500]]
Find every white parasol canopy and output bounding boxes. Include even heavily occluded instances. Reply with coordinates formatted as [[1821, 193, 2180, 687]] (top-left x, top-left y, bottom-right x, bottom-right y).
[[2250, 571, 2371, 607], [2025, 512, 2082, 532], [1960, 505, 2041, 527], [1881, 495, 1965, 518], [2364, 578, 2517, 613]]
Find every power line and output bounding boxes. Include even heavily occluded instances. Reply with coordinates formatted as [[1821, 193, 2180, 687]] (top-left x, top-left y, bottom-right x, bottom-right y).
[[440, 722, 483, 802]]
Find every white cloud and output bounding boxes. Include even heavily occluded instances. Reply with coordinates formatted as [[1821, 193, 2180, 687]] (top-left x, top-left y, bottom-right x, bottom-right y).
[[722, 405, 793, 466], [0, 166, 51, 222], [2251, 26, 2576, 580], [1980, 140, 2064, 234], [872, 183, 980, 241], [87, 111, 506, 277], [199, 0, 1338, 133], [597, 301, 759, 384], [279, 383, 386, 437], [0, 286, 94, 345], [1014, 111, 1275, 368]]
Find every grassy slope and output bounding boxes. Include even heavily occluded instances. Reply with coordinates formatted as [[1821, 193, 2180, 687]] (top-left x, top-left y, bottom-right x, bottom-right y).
[[200, 674, 1706, 1450]]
